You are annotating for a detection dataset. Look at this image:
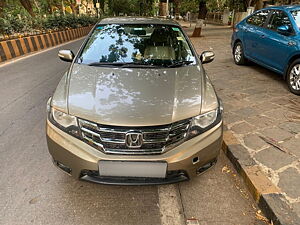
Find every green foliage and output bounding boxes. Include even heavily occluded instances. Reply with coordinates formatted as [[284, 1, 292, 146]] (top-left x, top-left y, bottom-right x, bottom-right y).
[[107, 0, 156, 16], [0, 18, 13, 34], [180, 0, 199, 14], [0, 14, 98, 35], [207, 0, 229, 11]]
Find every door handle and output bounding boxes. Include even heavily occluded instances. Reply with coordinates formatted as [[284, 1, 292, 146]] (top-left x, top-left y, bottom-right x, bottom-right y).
[[260, 34, 266, 38]]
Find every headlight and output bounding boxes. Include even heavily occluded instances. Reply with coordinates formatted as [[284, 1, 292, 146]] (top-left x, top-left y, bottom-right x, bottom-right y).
[[192, 109, 218, 128], [47, 100, 81, 138], [51, 108, 78, 128], [188, 102, 222, 139]]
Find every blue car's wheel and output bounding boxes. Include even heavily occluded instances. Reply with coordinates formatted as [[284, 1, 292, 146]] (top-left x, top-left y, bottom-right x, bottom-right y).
[[287, 60, 300, 95], [233, 42, 246, 65]]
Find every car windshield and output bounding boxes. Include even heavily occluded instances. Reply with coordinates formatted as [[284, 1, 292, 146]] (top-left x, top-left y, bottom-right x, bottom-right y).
[[291, 10, 300, 28], [77, 24, 197, 67]]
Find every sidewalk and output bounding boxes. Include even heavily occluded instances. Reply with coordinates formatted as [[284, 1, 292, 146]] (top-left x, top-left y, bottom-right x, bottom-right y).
[[182, 22, 300, 224]]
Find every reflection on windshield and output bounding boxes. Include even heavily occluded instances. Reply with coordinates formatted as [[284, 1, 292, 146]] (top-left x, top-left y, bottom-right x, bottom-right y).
[[77, 24, 196, 67]]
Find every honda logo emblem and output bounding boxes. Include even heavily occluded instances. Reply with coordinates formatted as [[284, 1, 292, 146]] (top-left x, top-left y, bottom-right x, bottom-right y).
[[125, 132, 143, 148]]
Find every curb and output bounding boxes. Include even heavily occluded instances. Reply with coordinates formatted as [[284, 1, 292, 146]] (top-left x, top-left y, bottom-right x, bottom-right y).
[[0, 26, 93, 63], [223, 130, 300, 225]]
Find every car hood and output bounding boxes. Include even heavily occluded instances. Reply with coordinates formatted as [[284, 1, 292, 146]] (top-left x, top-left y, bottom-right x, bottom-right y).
[[67, 63, 203, 126]]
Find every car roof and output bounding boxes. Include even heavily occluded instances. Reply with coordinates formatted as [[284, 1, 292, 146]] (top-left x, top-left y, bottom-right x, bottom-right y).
[[97, 17, 180, 26], [263, 5, 300, 12]]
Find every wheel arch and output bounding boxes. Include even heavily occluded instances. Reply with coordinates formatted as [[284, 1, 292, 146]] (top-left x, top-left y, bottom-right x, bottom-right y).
[[284, 54, 300, 80]]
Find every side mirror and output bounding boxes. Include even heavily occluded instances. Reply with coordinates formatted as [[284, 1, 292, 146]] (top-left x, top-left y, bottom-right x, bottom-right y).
[[277, 25, 291, 35], [58, 50, 74, 62], [200, 51, 215, 64]]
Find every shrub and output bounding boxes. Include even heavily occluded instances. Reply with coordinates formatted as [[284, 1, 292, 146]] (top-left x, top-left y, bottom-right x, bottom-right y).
[[0, 14, 98, 37]]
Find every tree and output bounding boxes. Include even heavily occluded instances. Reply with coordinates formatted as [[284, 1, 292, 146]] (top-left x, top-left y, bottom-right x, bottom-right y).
[[180, 0, 198, 15], [108, 0, 139, 15], [19, 0, 35, 17], [198, 0, 207, 19], [0, 0, 6, 17], [190, 0, 207, 37]]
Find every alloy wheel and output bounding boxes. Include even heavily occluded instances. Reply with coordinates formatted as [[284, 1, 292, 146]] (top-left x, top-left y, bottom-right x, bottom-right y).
[[234, 45, 242, 63], [289, 64, 300, 91]]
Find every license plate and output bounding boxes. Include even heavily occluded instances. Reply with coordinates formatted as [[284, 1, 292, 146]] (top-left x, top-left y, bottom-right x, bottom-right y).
[[98, 161, 167, 178]]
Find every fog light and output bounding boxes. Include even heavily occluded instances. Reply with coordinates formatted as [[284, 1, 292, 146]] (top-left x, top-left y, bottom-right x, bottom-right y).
[[196, 159, 217, 175], [53, 160, 72, 175]]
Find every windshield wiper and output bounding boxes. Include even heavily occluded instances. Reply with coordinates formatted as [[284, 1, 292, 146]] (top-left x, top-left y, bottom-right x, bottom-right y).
[[167, 61, 194, 68], [121, 62, 158, 68], [88, 62, 157, 68], [88, 62, 126, 67]]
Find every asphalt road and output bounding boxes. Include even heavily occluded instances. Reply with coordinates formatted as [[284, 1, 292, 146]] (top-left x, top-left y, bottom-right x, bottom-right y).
[[0, 38, 267, 225]]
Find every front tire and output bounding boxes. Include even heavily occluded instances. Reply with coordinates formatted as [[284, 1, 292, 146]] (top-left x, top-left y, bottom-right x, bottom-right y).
[[286, 60, 300, 95], [233, 42, 246, 65]]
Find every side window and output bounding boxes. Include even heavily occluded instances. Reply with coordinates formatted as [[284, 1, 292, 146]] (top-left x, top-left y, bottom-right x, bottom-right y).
[[267, 10, 293, 32], [246, 10, 269, 27]]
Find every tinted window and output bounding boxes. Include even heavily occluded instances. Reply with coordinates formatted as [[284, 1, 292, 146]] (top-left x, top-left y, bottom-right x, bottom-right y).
[[268, 10, 293, 32], [247, 10, 269, 27], [77, 24, 196, 66]]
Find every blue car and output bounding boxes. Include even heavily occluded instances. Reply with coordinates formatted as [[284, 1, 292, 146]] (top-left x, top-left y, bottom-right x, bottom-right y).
[[231, 5, 300, 95]]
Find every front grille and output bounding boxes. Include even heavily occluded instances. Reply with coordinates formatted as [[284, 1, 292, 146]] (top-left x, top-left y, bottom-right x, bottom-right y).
[[78, 119, 191, 155]]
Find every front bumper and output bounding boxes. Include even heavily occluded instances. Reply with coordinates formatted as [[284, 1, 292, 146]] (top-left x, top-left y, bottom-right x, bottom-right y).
[[46, 119, 223, 185]]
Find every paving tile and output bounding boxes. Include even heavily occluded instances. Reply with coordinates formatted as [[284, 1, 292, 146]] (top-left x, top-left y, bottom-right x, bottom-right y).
[[278, 121, 300, 134], [225, 92, 249, 101], [232, 107, 261, 118], [280, 138, 300, 158], [225, 99, 253, 109], [243, 134, 269, 150], [271, 96, 294, 106], [231, 122, 256, 135], [260, 127, 294, 142], [289, 97, 300, 104], [291, 202, 300, 217], [263, 109, 296, 121], [245, 115, 275, 129], [254, 147, 296, 170], [246, 94, 271, 103], [278, 168, 300, 199], [222, 102, 235, 112], [254, 102, 280, 112], [285, 102, 300, 115], [223, 112, 243, 125]]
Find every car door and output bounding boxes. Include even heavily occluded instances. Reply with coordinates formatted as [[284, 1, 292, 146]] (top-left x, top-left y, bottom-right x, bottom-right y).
[[243, 10, 270, 60], [259, 10, 298, 73]]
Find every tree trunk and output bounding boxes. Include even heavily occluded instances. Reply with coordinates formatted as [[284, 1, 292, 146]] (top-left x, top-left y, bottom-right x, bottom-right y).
[[174, 0, 181, 19], [19, 0, 35, 17], [198, 0, 207, 19], [0, 0, 6, 17], [192, 0, 207, 37], [45, 0, 53, 14], [70, 3, 78, 15], [100, 0, 105, 14]]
